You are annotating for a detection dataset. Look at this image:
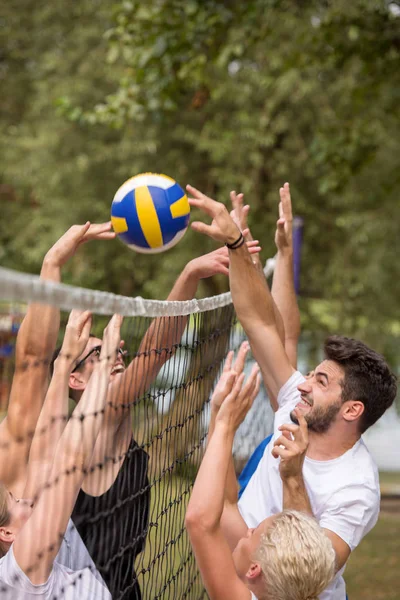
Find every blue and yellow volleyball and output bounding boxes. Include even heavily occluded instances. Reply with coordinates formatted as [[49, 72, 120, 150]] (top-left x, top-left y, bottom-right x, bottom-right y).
[[111, 173, 190, 253]]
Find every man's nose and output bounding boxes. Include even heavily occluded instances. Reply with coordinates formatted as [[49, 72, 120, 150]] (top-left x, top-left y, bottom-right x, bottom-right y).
[[297, 381, 311, 393]]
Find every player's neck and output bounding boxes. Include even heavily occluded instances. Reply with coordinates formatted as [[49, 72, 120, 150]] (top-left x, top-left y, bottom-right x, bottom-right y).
[[307, 426, 361, 461]]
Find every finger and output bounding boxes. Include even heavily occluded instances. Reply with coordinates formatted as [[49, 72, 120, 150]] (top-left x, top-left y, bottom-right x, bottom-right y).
[[278, 423, 300, 434], [228, 372, 246, 400], [81, 313, 93, 339], [246, 240, 260, 247], [281, 183, 293, 220], [67, 308, 84, 324], [240, 364, 260, 400], [215, 265, 230, 276], [235, 193, 244, 213], [247, 246, 261, 255], [250, 373, 261, 402], [190, 221, 216, 237], [90, 232, 116, 240], [271, 446, 292, 459], [293, 409, 309, 442], [217, 254, 230, 265], [187, 186, 218, 217], [113, 314, 123, 328], [188, 197, 215, 218], [230, 190, 238, 210], [75, 221, 91, 239], [223, 351, 235, 373], [278, 198, 283, 220], [233, 341, 250, 374], [276, 218, 285, 229], [273, 435, 297, 451], [187, 184, 208, 201], [76, 310, 92, 326], [83, 221, 112, 237]]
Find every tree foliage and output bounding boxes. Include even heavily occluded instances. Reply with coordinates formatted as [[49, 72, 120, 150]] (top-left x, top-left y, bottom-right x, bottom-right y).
[[0, 0, 399, 360]]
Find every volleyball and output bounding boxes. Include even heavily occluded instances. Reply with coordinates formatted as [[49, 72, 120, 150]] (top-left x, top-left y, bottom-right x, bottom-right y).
[[110, 173, 190, 253]]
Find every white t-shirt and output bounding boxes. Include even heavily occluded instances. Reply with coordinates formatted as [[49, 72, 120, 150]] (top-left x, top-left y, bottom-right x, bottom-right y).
[[238, 371, 380, 600], [0, 521, 111, 600]]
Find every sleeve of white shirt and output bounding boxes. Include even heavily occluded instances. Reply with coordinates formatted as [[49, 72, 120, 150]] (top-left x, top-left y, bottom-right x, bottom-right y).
[[277, 371, 305, 409], [319, 484, 380, 551], [1, 544, 54, 595]]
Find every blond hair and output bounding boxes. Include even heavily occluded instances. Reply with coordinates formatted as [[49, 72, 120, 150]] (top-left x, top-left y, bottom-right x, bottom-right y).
[[255, 510, 336, 600], [0, 482, 11, 558]]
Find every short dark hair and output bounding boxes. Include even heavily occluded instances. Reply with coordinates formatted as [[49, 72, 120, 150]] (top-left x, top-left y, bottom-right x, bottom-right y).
[[324, 335, 397, 433]]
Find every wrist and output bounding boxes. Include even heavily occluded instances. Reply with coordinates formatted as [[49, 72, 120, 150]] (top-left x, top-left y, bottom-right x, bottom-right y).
[[214, 418, 236, 439], [281, 473, 304, 488], [210, 403, 220, 417], [226, 225, 242, 245], [54, 354, 75, 374], [276, 247, 293, 260], [183, 260, 201, 283], [41, 255, 61, 281]]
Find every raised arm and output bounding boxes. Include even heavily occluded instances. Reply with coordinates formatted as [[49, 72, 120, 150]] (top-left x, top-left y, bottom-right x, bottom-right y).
[[23, 310, 93, 502], [188, 184, 294, 403], [229, 192, 285, 346], [208, 343, 252, 549], [271, 183, 300, 370], [13, 314, 122, 585], [185, 365, 260, 600], [0, 222, 115, 494]]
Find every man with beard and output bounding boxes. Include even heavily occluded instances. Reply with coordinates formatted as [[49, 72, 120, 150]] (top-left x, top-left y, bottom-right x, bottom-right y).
[[187, 182, 397, 600]]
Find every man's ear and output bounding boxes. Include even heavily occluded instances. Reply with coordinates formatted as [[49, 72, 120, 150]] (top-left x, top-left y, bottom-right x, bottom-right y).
[[246, 562, 262, 581], [69, 372, 86, 391], [342, 400, 365, 423], [0, 526, 15, 546]]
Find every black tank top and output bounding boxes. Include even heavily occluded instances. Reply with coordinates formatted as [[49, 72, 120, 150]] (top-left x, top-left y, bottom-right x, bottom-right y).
[[72, 437, 150, 600]]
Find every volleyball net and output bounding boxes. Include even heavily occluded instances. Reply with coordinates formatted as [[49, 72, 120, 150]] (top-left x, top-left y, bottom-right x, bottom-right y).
[[0, 263, 275, 600]]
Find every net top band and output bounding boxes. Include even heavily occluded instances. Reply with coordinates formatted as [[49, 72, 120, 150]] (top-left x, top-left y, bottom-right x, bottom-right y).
[[0, 258, 275, 318]]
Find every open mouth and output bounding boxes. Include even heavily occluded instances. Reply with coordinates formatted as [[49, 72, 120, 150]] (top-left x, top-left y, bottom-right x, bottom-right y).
[[298, 395, 312, 408], [111, 364, 125, 375]]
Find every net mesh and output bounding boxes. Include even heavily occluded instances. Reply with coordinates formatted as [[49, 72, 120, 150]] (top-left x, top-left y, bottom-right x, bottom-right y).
[[0, 263, 274, 600]]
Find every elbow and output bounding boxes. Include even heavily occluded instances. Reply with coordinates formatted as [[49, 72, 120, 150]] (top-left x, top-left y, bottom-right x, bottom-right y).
[[185, 509, 217, 535], [185, 509, 200, 532]]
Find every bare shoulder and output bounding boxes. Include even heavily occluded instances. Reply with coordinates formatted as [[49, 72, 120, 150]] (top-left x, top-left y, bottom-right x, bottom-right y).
[[80, 419, 131, 496]]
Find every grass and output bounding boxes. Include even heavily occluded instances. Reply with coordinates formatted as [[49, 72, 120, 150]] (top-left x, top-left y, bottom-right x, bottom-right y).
[[137, 472, 205, 600], [345, 511, 400, 600]]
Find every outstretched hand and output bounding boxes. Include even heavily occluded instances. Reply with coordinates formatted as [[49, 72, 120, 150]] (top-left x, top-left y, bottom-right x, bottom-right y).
[[100, 314, 124, 368], [230, 192, 250, 235], [275, 183, 293, 254], [187, 185, 240, 245], [271, 408, 308, 480], [60, 310, 92, 367], [187, 242, 261, 279], [211, 342, 251, 410], [230, 190, 263, 269], [216, 363, 261, 432], [44, 222, 116, 269]]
